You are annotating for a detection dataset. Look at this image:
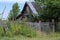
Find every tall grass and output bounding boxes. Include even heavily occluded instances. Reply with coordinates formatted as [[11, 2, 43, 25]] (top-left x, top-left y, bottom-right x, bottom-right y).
[[6, 21, 36, 37], [0, 26, 4, 36]]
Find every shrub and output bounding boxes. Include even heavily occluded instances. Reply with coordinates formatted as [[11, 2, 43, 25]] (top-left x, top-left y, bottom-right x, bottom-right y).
[[7, 21, 36, 37], [56, 22, 60, 32], [0, 26, 5, 36]]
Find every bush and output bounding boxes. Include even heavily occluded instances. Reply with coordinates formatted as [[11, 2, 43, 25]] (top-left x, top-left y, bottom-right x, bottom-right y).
[[56, 22, 60, 32], [0, 26, 4, 36], [6, 21, 36, 37]]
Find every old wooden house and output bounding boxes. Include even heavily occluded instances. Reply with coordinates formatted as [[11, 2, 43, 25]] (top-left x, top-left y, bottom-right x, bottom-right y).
[[16, 2, 55, 33], [16, 2, 41, 22]]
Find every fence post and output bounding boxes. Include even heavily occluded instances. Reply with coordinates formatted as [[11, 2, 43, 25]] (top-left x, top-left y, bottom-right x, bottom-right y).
[[52, 19, 55, 32], [3, 22, 8, 34], [39, 21, 41, 32]]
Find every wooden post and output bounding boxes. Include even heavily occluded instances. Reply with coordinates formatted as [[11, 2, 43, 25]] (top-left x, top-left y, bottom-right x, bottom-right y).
[[39, 21, 41, 32], [3, 22, 8, 34], [52, 19, 55, 32]]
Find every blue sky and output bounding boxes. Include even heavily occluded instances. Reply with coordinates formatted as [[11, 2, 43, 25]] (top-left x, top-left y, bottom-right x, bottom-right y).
[[0, 0, 34, 20]]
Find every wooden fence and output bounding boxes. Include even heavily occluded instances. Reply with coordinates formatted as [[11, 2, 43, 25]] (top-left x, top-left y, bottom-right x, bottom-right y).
[[0, 21, 8, 33], [25, 22, 55, 33], [18, 21, 55, 33], [0, 21, 55, 33]]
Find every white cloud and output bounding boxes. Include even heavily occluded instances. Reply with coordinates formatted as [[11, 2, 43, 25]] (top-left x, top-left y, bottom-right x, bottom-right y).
[[0, 0, 34, 3]]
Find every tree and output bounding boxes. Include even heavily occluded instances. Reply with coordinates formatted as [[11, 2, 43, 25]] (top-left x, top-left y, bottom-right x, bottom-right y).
[[8, 2, 20, 20], [8, 10, 13, 20], [35, 0, 60, 21], [35, 0, 60, 32]]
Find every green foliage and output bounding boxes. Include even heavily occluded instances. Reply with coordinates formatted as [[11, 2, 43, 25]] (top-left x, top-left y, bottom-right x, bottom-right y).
[[56, 22, 60, 32], [0, 21, 36, 37], [7, 21, 36, 37], [8, 10, 13, 20], [8, 2, 20, 20], [35, 0, 60, 21], [0, 26, 4, 36], [29, 13, 35, 22], [0, 32, 60, 40]]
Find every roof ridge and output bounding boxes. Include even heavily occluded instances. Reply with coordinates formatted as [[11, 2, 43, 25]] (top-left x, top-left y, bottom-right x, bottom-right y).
[[26, 2, 39, 17]]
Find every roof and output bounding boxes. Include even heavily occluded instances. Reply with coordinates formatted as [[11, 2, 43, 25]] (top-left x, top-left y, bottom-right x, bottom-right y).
[[16, 2, 41, 19]]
